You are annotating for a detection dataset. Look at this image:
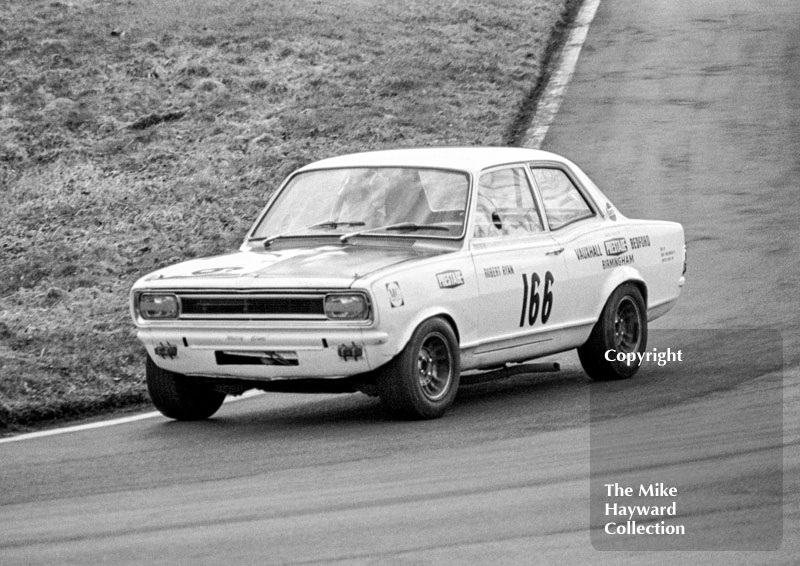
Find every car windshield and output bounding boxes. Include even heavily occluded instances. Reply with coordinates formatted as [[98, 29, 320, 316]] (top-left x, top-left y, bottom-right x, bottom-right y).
[[250, 167, 470, 241]]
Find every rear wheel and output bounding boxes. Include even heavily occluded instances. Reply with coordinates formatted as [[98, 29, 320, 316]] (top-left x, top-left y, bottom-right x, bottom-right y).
[[578, 283, 647, 380], [146, 355, 226, 420], [377, 317, 460, 419]]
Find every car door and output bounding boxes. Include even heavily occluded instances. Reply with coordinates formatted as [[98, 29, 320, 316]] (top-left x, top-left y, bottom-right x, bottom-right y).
[[528, 164, 623, 332], [468, 165, 571, 364]]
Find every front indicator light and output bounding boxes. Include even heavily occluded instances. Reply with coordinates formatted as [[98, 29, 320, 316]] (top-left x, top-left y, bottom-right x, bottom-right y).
[[139, 293, 180, 319], [324, 294, 369, 320]]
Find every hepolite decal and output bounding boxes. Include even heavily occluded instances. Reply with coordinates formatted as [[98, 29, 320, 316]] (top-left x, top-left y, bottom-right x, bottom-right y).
[[437, 270, 465, 289], [575, 244, 603, 261], [602, 253, 634, 270], [386, 282, 404, 307], [630, 235, 651, 249], [604, 238, 629, 257]]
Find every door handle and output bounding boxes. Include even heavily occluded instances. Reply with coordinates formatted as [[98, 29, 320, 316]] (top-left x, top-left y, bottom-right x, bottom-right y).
[[545, 247, 565, 256]]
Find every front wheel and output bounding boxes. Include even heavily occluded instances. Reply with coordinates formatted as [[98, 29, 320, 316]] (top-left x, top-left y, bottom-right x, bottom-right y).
[[377, 317, 460, 419], [146, 355, 226, 420], [578, 283, 647, 380]]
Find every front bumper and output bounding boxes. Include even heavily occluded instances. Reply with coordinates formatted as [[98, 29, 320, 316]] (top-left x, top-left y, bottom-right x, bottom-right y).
[[139, 326, 392, 380]]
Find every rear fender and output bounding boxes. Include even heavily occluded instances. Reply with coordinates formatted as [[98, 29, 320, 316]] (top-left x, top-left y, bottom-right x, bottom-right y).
[[593, 267, 647, 321]]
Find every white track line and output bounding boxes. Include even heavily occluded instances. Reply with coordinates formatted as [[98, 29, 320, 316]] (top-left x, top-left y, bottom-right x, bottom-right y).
[[0, 390, 264, 445], [2, 2, 601, 446], [0, 411, 163, 444], [524, 0, 601, 149]]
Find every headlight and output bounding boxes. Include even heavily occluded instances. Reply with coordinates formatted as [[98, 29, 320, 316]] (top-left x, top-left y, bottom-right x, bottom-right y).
[[324, 293, 370, 320], [138, 293, 180, 319]]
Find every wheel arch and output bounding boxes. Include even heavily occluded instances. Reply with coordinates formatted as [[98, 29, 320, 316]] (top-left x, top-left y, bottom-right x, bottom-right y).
[[375, 311, 462, 419], [629, 279, 648, 309], [577, 279, 648, 381], [393, 307, 462, 357], [436, 312, 461, 344], [597, 267, 648, 316]]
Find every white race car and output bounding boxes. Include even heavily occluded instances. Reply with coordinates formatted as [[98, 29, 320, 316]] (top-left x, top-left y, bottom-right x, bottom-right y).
[[131, 147, 686, 420]]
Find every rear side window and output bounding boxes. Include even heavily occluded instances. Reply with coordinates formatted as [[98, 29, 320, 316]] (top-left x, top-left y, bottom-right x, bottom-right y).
[[530, 167, 594, 230]]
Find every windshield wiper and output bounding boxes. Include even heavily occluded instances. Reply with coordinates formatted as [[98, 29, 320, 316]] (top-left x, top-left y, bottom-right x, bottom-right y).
[[340, 222, 450, 243], [264, 220, 366, 248], [307, 220, 366, 229], [384, 223, 450, 232]]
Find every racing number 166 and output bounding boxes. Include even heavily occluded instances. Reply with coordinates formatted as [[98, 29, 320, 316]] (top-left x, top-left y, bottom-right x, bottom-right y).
[[519, 271, 554, 327]]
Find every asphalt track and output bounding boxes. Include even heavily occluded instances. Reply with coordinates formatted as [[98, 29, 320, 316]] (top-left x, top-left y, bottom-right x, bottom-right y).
[[2, 0, 799, 564]]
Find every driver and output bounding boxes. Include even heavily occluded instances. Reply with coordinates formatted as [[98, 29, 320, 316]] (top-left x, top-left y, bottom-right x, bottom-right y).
[[334, 169, 388, 228]]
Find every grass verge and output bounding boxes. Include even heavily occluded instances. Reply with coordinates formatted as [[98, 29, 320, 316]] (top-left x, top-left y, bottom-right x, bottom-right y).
[[0, 0, 575, 430]]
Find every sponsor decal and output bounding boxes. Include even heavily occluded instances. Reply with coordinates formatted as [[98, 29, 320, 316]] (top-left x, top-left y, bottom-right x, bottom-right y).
[[437, 270, 465, 289], [604, 238, 629, 256], [575, 244, 603, 261], [386, 282, 404, 307], [630, 235, 651, 249], [483, 265, 515, 278], [225, 335, 269, 344], [660, 246, 676, 263], [602, 253, 634, 270]]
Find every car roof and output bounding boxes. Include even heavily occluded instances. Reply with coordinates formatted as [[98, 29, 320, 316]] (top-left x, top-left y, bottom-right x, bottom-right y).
[[297, 147, 567, 174]]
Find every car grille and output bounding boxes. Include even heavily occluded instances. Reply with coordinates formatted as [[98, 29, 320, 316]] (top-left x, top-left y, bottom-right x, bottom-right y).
[[177, 293, 326, 320]]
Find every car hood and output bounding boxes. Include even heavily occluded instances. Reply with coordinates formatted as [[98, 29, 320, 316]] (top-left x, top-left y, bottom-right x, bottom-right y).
[[137, 245, 444, 289]]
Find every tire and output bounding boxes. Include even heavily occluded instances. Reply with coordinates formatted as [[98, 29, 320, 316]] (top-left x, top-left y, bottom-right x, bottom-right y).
[[146, 355, 226, 420], [377, 317, 460, 419], [578, 283, 647, 381]]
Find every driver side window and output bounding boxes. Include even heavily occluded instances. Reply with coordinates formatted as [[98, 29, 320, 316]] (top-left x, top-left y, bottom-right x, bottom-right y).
[[473, 167, 543, 238]]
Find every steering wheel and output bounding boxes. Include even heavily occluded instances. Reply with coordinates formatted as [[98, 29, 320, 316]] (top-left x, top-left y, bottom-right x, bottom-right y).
[[476, 193, 503, 230]]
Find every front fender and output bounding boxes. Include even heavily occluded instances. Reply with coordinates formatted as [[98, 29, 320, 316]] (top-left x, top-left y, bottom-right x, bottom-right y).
[[369, 304, 463, 370], [398, 306, 461, 353]]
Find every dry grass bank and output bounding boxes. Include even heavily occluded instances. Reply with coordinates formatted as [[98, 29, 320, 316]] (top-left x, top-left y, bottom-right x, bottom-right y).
[[0, 0, 575, 428]]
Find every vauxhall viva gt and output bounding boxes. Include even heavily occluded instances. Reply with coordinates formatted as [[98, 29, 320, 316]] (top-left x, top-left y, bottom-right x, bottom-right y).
[[131, 147, 686, 420]]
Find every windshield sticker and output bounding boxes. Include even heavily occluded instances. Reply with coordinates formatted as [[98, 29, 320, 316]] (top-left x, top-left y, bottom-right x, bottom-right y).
[[437, 270, 465, 289], [630, 235, 651, 249], [386, 282, 404, 307], [604, 238, 629, 256]]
